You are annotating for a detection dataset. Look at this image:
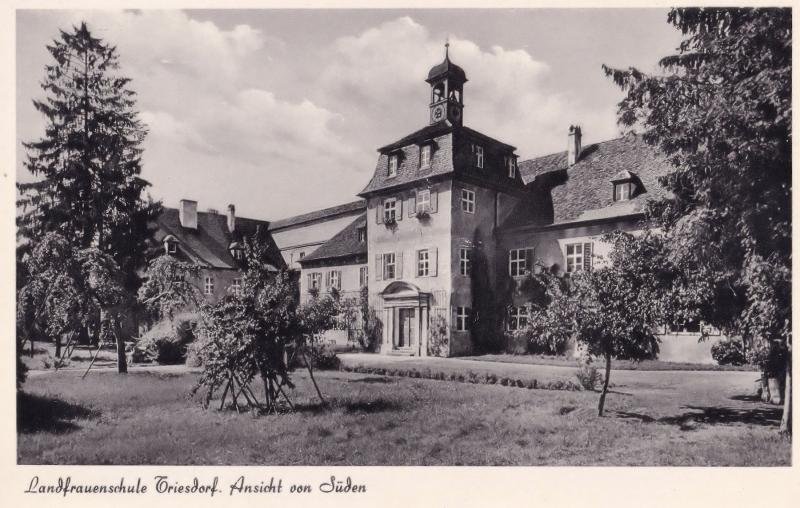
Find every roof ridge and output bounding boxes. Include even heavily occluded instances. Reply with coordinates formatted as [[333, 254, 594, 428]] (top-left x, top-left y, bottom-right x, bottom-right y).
[[519, 134, 631, 165]]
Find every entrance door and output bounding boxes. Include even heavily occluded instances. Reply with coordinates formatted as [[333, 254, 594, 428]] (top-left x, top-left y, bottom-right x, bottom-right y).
[[397, 308, 416, 348]]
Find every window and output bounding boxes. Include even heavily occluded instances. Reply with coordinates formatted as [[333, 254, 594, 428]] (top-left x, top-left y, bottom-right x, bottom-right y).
[[388, 154, 398, 177], [474, 145, 484, 168], [231, 248, 243, 260], [383, 253, 396, 280], [309, 272, 321, 291], [357, 226, 366, 242], [231, 278, 242, 296], [420, 144, 432, 169], [566, 243, 584, 273], [204, 276, 215, 295], [166, 241, 177, 254], [417, 249, 430, 277], [509, 248, 533, 277], [359, 266, 368, 287], [459, 247, 471, 276], [461, 189, 475, 213], [455, 307, 471, 332], [614, 182, 633, 201], [508, 307, 528, 331], [384, 199, 397, 223], [506, 155, 516, 178], [299, 251, 305, 259], [417, 189, 431, 214], [326, 271, 341, 291]]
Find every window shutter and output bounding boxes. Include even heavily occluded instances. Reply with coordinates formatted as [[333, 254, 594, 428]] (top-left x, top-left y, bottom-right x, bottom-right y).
[[306, 273, 311, 289], [430, 190, 438, 213], [431, 247, 438, 276], [409, 191, 417, 218], [336, 271, 342, 290], [396, 198, 403, 221], [376, 201, 384, 224], [375, 254, 383, 281], [583, 243, 592, 271], [397, 251, 404, 278], [325, 272, 330, 289]]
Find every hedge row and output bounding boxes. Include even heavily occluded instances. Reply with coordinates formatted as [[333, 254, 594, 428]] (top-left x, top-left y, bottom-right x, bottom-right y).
[[340, 364, 584, 392]]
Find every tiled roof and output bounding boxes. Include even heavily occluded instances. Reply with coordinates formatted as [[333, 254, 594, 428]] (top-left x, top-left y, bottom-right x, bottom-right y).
[[299, 214, 368, 265], [505, 134, 673, 228], [361, 124, 516, 196], [268, 200, 366, 231], [155, 208, 285, 270]]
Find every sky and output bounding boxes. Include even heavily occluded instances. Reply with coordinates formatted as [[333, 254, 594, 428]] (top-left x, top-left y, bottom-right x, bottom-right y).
[[16, 9, 683, 221]]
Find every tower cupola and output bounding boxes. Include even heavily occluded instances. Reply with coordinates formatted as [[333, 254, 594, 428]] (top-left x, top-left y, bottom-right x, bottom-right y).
[[426, 41, 467, 126]]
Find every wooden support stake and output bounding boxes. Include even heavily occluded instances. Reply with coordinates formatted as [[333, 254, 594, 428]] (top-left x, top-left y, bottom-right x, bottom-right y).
[[81, 342, 103, 380]]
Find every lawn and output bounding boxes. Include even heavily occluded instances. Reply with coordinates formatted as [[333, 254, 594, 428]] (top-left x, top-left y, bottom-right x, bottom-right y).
[[458, 353, 757, 371], [18, 366, 789, 466]]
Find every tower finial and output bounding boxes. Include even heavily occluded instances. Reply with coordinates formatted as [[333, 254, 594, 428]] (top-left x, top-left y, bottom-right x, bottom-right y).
[[445, 37, 450, 59]]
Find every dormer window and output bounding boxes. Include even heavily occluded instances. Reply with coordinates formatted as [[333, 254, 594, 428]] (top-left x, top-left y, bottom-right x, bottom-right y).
[[473, 144, 484, 168], [163, 235, 178, 255], [357, 226, 367, 242], [613, 182, 634, 201], [229, 242, 244, 261], [506, 155, 516, 178], [388, 154, 398, 178], [420, 144, 432, 169]]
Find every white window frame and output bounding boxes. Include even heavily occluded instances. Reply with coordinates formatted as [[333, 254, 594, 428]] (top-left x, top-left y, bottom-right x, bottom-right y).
[[506, 156, 516, 178], [384, 198, 397, 223], [475, 145, 484, 168], [326, 270, 341, 291], [166, 241, 177, 254], [310, 272, 321, 290], [417, 249, 430, 277], [461, 189, 475, 214], [417, 189, 431, 214], [357, 227, 366, 242], [566, 243, 584, 273], [459, 247, 471, 276], [509, 248, 530, 277], [383, 253, 396, 280], [508, 306, 528, 331], [359, 266, 368, 287], [388, 154, 398, 178], [614, 182, 632, 201], [232, 278, 242, 297], [204, 275, 215, 295], [455, 307, 471, 332], [420, 144, 432, 169]]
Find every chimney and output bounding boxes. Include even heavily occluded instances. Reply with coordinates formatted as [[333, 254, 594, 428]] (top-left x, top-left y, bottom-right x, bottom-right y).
[[227, 204, 236, 232], [179, 199, 198, 229], [567, 125, 582, 166]]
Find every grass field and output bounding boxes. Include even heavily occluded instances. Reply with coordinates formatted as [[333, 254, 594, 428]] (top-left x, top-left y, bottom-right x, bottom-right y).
[[18, 366, 789, 466]]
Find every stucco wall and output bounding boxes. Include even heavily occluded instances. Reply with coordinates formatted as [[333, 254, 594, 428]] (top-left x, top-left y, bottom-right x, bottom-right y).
[[271, 210, 364, 269], [299, 262, 367, 303]]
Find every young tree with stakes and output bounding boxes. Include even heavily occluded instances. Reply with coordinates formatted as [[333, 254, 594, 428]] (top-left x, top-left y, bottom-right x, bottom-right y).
[[18, 22, 160, 373], [603, 8, 792, 433]]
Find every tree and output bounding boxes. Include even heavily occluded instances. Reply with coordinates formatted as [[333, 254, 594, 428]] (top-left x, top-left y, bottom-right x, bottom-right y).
[[18, 22, 160, 372], [138, 255, 202, 322], [603, 8, 791, 432], [527, 233, 666, 416], [17, 233, 127, 376]]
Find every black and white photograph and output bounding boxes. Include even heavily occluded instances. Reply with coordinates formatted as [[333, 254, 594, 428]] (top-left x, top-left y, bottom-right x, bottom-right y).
[[8, 1, 794, 487]]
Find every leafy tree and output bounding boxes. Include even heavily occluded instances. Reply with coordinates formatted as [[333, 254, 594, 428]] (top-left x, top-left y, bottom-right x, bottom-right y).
[[603, 8, 791, 432], [17, 233, 127, 376], [526, 233, 666, 416], [18, 22, 160, 372], [138, 255, 201, 322]]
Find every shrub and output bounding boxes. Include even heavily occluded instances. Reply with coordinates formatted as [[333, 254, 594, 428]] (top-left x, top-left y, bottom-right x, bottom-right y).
[[711, 339, 747, 366], [575, 358, 603, 391], [504, 331, 529, 355], [135, 316, 197, 365]]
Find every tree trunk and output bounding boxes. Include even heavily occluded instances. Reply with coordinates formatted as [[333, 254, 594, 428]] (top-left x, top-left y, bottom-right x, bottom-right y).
[[55, 334, 61, 361], [116, 332, 127, 374], [597, 353, 612, 417], [780, 355, 791, 435], [303, 349, 326, 405]]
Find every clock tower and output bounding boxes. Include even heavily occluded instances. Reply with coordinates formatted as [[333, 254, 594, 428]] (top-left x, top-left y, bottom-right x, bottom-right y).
[[426, 42, 467, 126]]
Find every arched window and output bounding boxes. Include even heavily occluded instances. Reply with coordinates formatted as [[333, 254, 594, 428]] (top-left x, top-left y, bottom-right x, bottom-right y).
[[432, 83, 445, 102]]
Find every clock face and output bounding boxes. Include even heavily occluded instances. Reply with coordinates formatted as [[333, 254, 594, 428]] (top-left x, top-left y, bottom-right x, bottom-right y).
[[432, 105, 445, 121]]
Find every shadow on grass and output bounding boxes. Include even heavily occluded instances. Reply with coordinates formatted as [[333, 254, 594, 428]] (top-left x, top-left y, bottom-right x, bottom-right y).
[[614, 404, 782, 428], [347, 376, 396, 384], [18, 392, 100, 434], [292, 398, 402, 415]]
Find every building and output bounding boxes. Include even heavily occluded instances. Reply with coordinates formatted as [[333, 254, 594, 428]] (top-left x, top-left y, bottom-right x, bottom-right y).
[[153, 199, 285, 303], [275, 47, 719, 362], [268, 200, 366, 270]]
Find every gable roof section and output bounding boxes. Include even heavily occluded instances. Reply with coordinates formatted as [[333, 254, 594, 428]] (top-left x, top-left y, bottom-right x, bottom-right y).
[[299, 214, 368, 265], [154, 208, 285, 270], [505, 134, 673, 228], [268, 200, 366, 231]]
